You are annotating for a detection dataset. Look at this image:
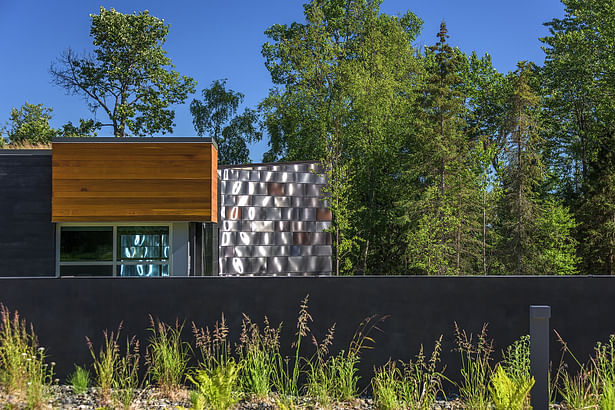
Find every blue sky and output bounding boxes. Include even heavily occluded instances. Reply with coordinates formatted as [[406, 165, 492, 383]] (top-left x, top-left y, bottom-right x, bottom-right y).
[[0, 0, 565, 161]]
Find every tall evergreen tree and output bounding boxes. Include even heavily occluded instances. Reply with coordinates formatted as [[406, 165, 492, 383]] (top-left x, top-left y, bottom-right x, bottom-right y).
[[496, 62, 544, 275], [401, 22, 477, 275]]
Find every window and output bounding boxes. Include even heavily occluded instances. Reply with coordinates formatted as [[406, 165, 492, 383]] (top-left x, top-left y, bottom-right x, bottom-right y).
[[58, 225, 170, 277]]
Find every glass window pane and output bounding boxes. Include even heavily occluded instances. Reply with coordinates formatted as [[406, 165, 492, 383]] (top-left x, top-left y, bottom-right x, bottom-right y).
[[60, 227, 113, 261], [117, 226, 169, 261], [60, 265, 113, 277], [119, 264, 169, 277]]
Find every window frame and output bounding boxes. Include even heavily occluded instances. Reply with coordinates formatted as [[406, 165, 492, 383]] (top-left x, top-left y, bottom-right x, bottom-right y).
[[55, 222, 173, 277]]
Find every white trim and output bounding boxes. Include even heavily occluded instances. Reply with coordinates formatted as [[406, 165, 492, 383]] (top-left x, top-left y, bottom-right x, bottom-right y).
[[56, 222, 173, 277]]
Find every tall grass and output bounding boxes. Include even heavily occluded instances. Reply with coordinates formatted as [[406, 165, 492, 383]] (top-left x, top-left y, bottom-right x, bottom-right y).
[[146, 316, 190, 397], [455, 322, 493, 409], [271, 295, 312, 398], [236, 314, 281, 399], [0, 304, 55, 408], [372, 336, 444, 410], [86, 324, 141, 407], [112, 336, 141, 409], [86, 327, 121, 404]]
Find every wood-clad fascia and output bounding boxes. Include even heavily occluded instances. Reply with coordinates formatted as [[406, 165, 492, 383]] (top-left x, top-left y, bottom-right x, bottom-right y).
[[52, 142, 216, 222]]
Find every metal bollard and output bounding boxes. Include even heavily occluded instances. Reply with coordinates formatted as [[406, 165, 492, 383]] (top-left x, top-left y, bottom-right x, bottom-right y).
[[530, 305, 551, 410]]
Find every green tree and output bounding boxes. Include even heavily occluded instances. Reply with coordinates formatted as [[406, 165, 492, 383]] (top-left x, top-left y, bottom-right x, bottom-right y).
[[400, 22, 477, 275], [541, 0, 615, 274], [496, 62, 549, 275], [2, 102, 56, 145], [261, 0, 423, 275], [50, 7, 195, 137], [578, 133, 615, 275], [534, 199, 579, 275], [190, 79, 261, 165], [58, 119, 101, 137]]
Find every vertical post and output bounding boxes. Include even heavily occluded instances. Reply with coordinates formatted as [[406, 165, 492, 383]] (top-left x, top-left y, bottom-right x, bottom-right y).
[[530, 305, 551, 410]]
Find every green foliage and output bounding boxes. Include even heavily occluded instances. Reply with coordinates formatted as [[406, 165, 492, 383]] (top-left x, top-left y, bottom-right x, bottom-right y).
[[3, 102, 56, 145], [489, 365, 534, 410], [261, 0, 423, 275], [190, 79, 261, 165], [534, 200, 580, 275], [58, 119, 101, 137], [50, 6, 195, 137], [68, 365, 91, 395], [146, 317, 190, 396], [188, 361, 239, 410]]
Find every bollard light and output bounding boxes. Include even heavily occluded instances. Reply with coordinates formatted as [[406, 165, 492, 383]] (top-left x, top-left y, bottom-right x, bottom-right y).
[[530, 305, 551, 410]]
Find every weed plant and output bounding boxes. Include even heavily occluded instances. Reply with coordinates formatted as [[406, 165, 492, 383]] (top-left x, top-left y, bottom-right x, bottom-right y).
[[236, 314, 281, 399], [489, 365, 534, 410], [68, 365, 91, 394], [455, 322, 493, 409], [0, 304, 55, 408], [190, 314, 240, 409], [501, 335, 531, 384], [146, 316, 190, 397]]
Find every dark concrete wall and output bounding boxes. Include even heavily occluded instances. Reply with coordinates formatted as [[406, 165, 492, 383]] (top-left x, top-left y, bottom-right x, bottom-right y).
[[0, 151, 55, 276], [0, 276, 613, 391]]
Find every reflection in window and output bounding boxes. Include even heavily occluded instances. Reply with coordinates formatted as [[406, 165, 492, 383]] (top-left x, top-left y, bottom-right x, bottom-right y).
[[60, 227, 113, 261], [117, 226, 169, 277], [118, 227, 169, 260], [119, 264, 169, 277], [59, 225, 171, 277]]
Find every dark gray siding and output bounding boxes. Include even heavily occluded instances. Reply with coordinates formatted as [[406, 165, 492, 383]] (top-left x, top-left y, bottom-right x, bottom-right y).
[[0, 151, 55, 276]]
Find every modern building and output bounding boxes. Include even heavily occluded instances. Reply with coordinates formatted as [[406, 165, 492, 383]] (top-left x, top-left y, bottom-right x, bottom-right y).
[[0, 138, 332, 277]]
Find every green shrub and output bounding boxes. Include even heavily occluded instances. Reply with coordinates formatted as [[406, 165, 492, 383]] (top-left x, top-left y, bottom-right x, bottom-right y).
[[68, 365, 90, 394], [188, 361, 239, 410], [489, 365, 534, 410]]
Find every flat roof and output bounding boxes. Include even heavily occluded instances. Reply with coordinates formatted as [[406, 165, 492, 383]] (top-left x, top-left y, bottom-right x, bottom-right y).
[[52, 136, 216, 148]]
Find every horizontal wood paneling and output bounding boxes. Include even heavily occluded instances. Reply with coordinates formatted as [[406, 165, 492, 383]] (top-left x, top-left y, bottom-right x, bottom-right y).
[[52, 142, 217, 222]]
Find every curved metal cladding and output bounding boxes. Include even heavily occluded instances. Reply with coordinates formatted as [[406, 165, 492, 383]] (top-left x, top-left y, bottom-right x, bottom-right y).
[[218, 162, 332, 276]]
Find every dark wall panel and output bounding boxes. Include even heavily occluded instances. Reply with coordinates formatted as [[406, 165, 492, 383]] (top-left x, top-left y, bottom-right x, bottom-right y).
[[0, 152, 55, 276], [0, 276, 613, 391]]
